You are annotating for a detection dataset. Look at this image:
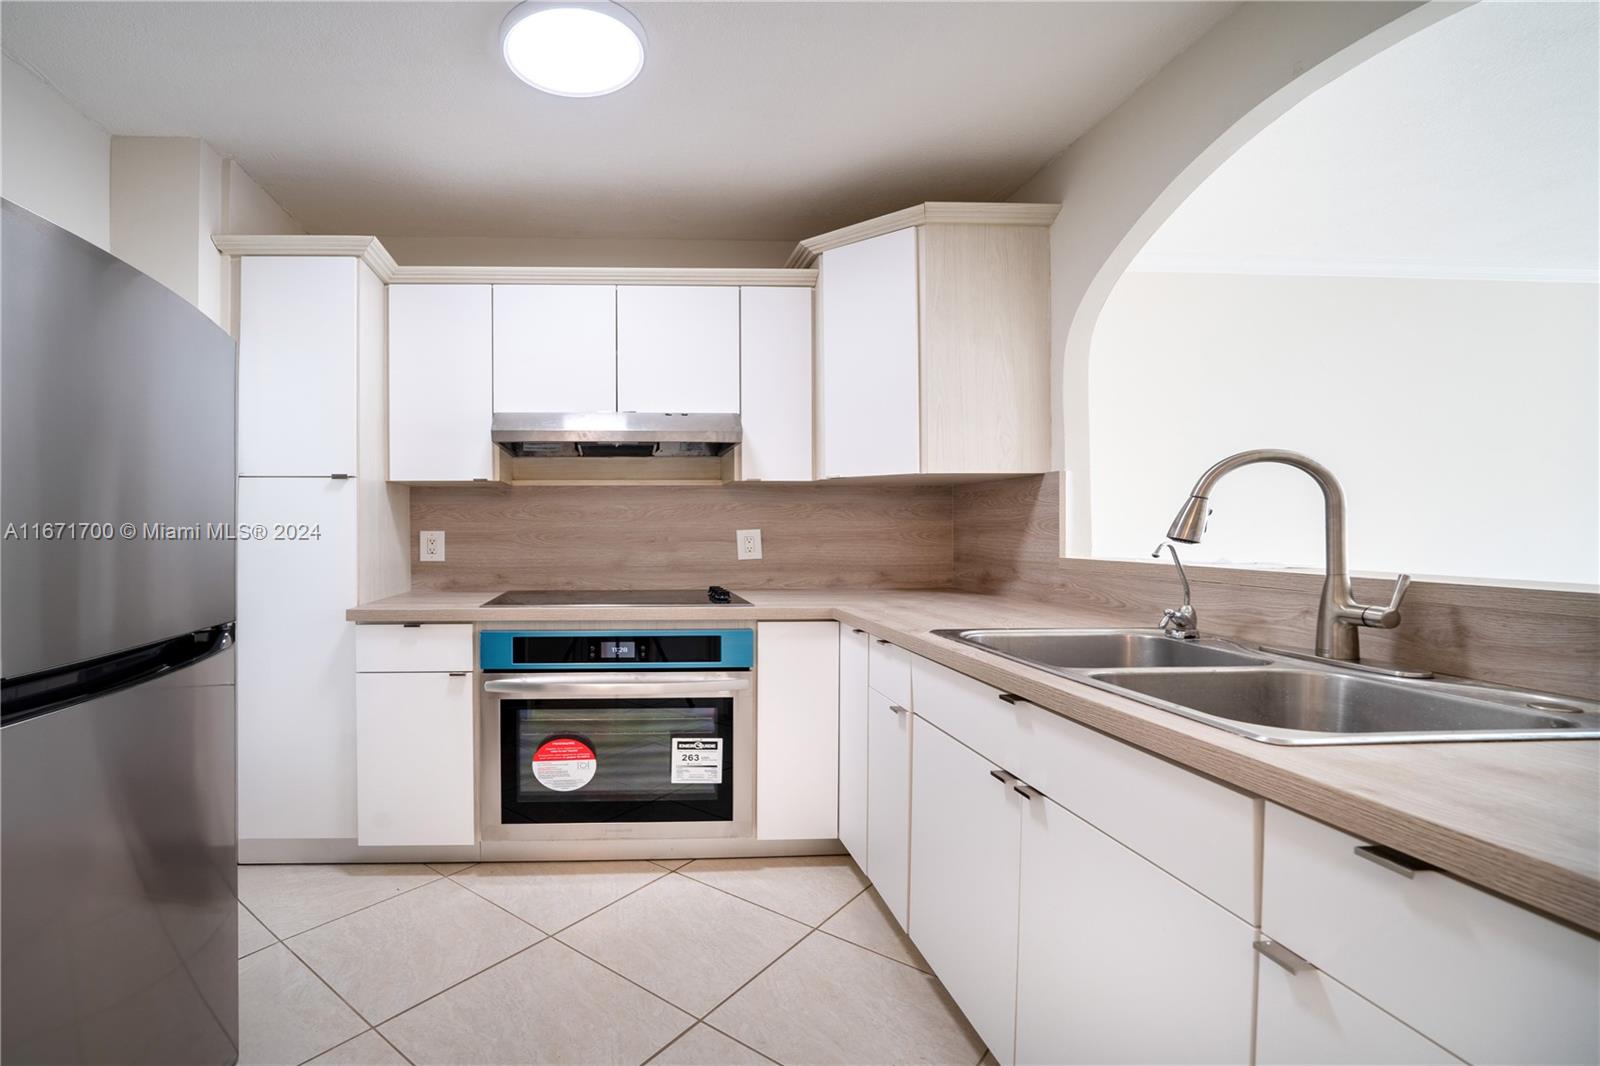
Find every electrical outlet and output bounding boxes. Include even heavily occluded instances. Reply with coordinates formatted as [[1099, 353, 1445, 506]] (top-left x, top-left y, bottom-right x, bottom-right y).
[[420, 530, 446, 562], [736, 529, 763, 561]]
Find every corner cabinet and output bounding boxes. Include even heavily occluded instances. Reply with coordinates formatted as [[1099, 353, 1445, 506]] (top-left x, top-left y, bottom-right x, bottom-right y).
[[813, 204, 1056, 479]]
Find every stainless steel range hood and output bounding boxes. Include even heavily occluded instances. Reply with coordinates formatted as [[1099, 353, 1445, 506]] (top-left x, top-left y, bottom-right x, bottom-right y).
[[491, 412, 742, 458]]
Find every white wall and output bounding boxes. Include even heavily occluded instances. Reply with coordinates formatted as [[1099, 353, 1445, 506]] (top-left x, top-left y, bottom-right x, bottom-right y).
[[1088, 271, 1599, 585], [1, 53, 110, 248]]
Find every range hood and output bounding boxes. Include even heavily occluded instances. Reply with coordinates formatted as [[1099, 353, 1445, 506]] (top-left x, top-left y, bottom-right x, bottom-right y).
[[491, 412, 742, 458]]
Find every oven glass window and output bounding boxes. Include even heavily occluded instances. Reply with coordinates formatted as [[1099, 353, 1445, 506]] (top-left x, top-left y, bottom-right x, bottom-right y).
[[500, 697, 734, 824]]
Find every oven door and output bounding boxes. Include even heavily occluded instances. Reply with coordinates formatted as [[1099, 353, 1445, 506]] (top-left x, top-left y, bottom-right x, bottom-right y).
[[481, 672, 752, 841]]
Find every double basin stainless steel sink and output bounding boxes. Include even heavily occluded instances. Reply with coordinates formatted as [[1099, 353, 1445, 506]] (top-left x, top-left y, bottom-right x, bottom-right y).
[[934, 628, 1600, 745]]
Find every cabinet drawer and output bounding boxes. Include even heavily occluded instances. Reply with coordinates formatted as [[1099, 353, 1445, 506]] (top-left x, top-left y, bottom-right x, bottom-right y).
[[1262, 803, 1599, 1065], [867, 637, 912, 705], [1016, 704, 1257, 921], [910, 657, 1024, 771], [355, 624, 473, 673], [1256, 954, 1460, 1065]]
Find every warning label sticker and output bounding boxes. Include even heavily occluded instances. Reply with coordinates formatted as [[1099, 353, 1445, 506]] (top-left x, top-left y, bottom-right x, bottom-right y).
[[670, 737, 723, 785], [531, 737, 597, 792]]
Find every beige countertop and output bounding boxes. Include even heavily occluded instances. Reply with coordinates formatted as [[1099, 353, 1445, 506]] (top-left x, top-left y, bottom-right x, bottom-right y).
[[350, 587, 1600, 934]]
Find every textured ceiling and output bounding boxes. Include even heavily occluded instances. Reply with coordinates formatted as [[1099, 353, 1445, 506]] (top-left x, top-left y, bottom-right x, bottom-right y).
[[0, 1, 1232, 240]]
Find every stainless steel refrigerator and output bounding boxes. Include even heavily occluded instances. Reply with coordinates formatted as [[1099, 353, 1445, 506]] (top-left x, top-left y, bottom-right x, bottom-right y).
[[2, 201, 239, 1064]]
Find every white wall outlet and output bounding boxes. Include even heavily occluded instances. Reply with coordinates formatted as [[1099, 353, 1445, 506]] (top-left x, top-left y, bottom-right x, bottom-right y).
[[420, 530, 446, 562], [736, 529, 763, 561]]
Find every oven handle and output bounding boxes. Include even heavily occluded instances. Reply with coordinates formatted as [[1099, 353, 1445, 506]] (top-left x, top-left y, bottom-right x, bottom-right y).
[[482, 677, 751, 698]]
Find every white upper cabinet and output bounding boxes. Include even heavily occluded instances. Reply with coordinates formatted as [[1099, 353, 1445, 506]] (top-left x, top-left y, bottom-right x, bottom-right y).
[[238, 256, 359, 476], [388, 284, 494, 482], [492, 284, 617, 413], [616, 285, 740, 413], [816, 228, 921, 478], [737, 286, 814, 480]]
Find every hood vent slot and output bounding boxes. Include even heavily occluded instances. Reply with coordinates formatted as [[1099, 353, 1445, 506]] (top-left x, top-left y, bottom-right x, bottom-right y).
[[492, 412, 741, 458]]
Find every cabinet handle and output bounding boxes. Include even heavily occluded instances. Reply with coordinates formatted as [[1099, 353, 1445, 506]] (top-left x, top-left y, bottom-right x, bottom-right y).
[[448, 671, 468, 677], [990, 768, 1018, 785], [1354, 844, 1434, 879], [888, 704, 908, 715], [1012, 782, 1044, 801], [998, 693, 1023, 705], [1253, 938, 1315, 976], [402, 623, 422, 629], [875, 639, 891, 646], [851, 628, 865, 634]]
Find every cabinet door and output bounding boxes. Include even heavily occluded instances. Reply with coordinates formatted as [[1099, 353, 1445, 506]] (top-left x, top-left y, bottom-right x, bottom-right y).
[[236, 477, 359, 841], [492, 284, 616, 413], [909, 718, 1023, 1065], [838, 626, 870, 867], [356, 672, 475, 846], [816, 228, 920, 478], [865, 689, 912, 928], [1257, 955, 1461, 1065], [389, 284, 493, 481], [755, 622, 840, 840], [738, 286, 813, 480], [238, 256, 357, 476], [616, 286, 739, 413], [1014, 795, 1255, 1065]]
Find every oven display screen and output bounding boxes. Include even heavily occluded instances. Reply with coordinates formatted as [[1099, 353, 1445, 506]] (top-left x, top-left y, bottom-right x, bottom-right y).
[[599, 640, 636, 661]]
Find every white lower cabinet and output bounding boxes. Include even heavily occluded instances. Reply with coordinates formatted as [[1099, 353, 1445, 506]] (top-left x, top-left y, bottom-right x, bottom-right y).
[[1014, 795, 1255, 1065], [1256, 954, 1461, 1065], [909, 719, 1023, 1065], [837, 626, 870, 867], [865, 689, 912, 927], [355, 671, 475, 846], [754, 622, 839, 840]]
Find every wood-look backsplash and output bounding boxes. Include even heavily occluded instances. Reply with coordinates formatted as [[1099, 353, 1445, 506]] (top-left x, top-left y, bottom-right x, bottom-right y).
[[953, 474, 1600, 701], [410, 481, 954, 591]]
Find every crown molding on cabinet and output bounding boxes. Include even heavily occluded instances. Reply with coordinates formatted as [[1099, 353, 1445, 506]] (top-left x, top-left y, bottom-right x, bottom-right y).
[[213, 234, 817, 286], [784, 202, 1062, 268]]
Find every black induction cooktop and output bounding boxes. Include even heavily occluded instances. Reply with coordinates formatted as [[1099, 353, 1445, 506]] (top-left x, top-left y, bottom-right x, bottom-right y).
[[480, 586, 750, 607]]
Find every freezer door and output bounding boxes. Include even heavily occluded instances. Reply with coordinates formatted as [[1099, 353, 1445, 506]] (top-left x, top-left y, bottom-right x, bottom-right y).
[[1, 645, 237, 1063], [1, 200, 237, 679]]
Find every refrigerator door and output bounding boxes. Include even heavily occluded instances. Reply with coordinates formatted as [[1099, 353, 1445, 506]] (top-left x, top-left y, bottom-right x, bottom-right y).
[[1, 644, 238, 1064], [1, 200, 237, 681]]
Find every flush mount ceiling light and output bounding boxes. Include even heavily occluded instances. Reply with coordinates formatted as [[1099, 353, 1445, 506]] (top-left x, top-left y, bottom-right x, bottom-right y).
[[500, 1, 646, 97]]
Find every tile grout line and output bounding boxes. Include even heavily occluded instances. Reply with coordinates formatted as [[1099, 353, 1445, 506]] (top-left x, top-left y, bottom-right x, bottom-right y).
[[279, 936, 394, 1063], [248, 868, 446, 942], [811, 925, 934, 977], [671, 867, 871, 933]]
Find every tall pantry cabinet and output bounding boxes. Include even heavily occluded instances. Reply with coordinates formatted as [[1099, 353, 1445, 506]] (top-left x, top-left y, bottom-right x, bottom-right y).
[[235, 255, 409, 855]]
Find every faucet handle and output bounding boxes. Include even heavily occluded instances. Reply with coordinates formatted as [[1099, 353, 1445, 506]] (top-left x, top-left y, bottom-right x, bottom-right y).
[[1361, 574, 1412, 629]]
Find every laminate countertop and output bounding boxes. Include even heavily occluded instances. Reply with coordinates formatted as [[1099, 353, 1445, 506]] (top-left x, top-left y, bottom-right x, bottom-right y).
[[349, 587, 1600, 934]]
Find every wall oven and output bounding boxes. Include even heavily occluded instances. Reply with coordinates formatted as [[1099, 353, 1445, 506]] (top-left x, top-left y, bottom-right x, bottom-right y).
[[480, 630, 753, 841]]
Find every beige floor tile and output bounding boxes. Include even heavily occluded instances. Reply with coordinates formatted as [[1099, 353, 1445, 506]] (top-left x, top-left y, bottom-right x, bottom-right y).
[[453, 860, 667, 932], [708, 932, 985, 1066], [307, 1029, 409, 1065], [680, 856, 868, 926], [240, 902, 277, 958], [649, 1023, 775, 1065], [239, 943, 367, 1065], [428, 862, 476, 876], [288, 878, 541, 1024], [819, 887, 929, 971], [239, 864, 438, 939], [380, 939, 691, 1065], [558, 874, 808, 1016], [649, 858, 692, 870]]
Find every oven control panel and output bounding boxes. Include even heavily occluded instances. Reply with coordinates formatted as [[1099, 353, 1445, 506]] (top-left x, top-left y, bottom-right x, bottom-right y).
[[480, 629, 754, 671]]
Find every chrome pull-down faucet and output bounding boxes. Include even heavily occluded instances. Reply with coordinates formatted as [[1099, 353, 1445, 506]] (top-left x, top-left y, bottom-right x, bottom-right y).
[[1165, 449, 1411, 662], [1151, 542, 1199, 639]]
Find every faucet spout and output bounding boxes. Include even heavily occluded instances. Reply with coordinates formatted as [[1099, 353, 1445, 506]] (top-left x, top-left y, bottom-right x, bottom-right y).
[[1165, 449, 1409, 661]]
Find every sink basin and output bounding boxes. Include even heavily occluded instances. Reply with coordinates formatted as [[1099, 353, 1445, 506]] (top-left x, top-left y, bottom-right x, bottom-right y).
[[1086, 668, 1600, 745], [934, 628, 1269, 671]]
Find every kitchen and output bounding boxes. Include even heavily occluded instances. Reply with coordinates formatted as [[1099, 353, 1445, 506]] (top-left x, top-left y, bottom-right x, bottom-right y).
[[1, 2, 1597, 1065]]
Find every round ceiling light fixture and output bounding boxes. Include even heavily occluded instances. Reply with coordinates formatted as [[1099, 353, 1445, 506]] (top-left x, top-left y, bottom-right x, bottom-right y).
[[500, 1, 646, 98]]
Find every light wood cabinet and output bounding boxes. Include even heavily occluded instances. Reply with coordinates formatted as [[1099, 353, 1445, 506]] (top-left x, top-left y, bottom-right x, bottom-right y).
[[492, 283, 617, 413], [754, 622, 839, 840], [355, 671, 475, 847], [866, 688, 912, 928], [814, 208, 1053, 479], [909, 718, 1024, 1065], [736, 286, 813, 481], [388, 284, 494, 482], [837, 626, 870, 867], [616, 285, 740, 413]]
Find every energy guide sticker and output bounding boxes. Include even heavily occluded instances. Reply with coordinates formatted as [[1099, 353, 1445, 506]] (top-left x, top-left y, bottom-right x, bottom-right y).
[[670, 737, 723, 784], [531, 737, 597, 791]]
